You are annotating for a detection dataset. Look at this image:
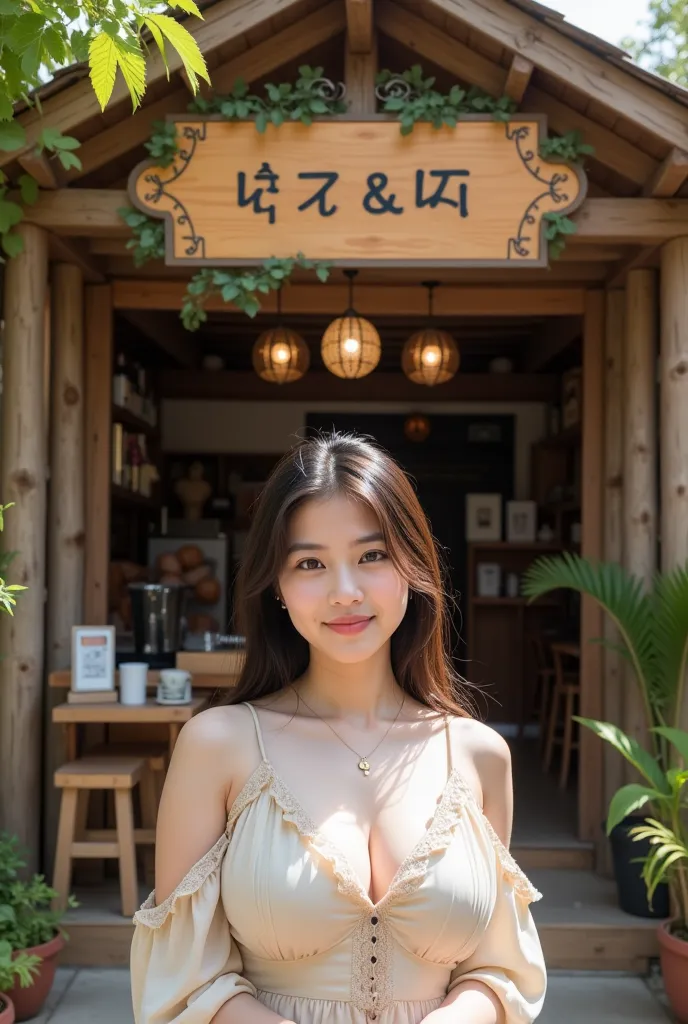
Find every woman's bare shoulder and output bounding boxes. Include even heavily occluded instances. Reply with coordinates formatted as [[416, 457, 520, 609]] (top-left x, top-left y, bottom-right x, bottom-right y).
[[450, 715, 511, 763]]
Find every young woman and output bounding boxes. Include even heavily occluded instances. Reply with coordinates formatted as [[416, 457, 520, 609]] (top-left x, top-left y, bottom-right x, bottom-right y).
[[131, 431, 546, 1024]]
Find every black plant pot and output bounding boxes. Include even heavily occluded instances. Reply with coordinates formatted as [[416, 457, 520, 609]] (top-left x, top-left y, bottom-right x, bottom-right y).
[[609, 815, 670, 919]]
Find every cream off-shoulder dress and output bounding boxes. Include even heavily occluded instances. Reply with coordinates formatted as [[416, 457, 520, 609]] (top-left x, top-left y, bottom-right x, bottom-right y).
[[131, 703, 547, 1024]]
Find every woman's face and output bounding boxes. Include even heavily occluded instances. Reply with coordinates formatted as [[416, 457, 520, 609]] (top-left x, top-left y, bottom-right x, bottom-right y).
[[277, 494, 409, 663]]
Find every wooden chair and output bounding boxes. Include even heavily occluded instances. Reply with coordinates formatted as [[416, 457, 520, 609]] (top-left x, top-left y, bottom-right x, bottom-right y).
[[525, 631, 556, 750], [52, 756, 147, 917], [543, 643, 581, 790]]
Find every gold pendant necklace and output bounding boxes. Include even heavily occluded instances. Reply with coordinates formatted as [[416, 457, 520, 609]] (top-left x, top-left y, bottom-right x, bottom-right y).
[[291, 686, 405, 776]]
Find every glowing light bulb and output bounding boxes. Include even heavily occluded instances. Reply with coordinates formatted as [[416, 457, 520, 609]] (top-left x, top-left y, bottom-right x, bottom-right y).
[[343, 336, 361, 354], [272, 343, 290, 364], [421, 345, 441, 366]]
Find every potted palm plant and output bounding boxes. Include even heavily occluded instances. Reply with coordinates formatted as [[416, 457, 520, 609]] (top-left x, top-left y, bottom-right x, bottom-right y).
[[522, 554, 688, 1022]]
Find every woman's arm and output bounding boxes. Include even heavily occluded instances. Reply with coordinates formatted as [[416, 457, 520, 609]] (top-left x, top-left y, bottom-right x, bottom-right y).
[[135, 708, 296, 1024], [423, 723, 541, 1024]]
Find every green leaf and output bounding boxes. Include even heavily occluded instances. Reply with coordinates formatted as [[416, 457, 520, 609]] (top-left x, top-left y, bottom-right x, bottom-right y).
[[0, 199, 24, 234], [43, 26, 66, 64], [167, 0, 203, 16], [0, 95, 14, 122], [56, 151, 82, 172], [1, 231, 23, 259], [18, 174, 38, 205], [89, 32, 118, 111], [9, 12, 44, 54], [145, 14, 209, 94], [70, 29, 90, 64], [653, 726, 688, 765], [606, 784, 663, 834], [0, 121, 26, 152], [575, 717, 669, 793], [113, 37, 146, 110]]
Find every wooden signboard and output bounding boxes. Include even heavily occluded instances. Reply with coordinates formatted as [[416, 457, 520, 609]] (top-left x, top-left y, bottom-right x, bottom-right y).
[[129, 117, 587, 268]]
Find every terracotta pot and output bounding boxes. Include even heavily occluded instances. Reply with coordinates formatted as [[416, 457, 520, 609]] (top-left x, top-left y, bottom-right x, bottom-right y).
[[0, 997, 15, 1024], [6, 933, 64, 1022], [658, 920, 688, 1024]]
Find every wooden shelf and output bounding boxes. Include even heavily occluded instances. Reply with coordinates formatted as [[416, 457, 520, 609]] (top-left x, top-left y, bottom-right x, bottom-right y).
[[111, 484, 159, 510], [112, 404, 159, 438]]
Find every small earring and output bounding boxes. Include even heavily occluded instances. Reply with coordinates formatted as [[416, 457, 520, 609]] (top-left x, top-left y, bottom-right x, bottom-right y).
[[409, 590, 414, 601], [275, 593, 286, 609]]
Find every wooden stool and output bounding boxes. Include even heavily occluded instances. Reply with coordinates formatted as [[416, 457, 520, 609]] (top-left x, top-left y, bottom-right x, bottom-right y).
[[543, 645, 581, 790], [85, 742, 167, 886], [53, 756, 146, 917]]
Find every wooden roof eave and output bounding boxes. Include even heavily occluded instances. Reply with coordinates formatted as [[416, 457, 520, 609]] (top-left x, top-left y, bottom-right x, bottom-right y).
[[423, 0, 688, 152]]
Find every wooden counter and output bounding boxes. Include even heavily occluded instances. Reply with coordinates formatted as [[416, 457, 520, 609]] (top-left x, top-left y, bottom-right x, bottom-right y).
[[49, 650, 245, 691]]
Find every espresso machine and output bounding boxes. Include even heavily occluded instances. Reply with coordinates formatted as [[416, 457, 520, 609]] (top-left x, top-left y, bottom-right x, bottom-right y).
[[123, 582, 187, 669]]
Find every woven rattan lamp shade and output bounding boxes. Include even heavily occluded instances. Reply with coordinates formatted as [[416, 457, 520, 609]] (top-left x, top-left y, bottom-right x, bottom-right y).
[[252, 326, 310, 384], [321, 313, 381, 379], [402, 327, 460, 386]]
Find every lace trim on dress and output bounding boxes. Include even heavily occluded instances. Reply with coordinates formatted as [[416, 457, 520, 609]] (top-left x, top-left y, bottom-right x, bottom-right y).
[[351, 912, 394, 1015], [133, 832, 230, 929]]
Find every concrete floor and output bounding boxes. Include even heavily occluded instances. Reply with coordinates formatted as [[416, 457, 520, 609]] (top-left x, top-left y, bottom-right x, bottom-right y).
[[27, 968, 674, 1023]]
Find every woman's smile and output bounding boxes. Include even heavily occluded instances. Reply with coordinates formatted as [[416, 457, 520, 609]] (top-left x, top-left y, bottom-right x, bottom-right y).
[[324, 615, 375, 635]]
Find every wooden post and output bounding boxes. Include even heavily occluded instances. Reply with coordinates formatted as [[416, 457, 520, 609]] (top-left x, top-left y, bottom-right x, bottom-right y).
[[623, 269, 658, 767], [44, 264, 85, 871], [660, 238, 688, 730], [344, 31, 377, 115], [0, 224, 49, 866], [84, 285, 113, 624], [580, 291, 605, 846], [602, 289, 625, 871]]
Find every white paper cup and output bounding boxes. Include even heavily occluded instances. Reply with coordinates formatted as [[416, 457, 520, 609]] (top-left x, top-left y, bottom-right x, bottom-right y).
[[119, 662, 149, 705]]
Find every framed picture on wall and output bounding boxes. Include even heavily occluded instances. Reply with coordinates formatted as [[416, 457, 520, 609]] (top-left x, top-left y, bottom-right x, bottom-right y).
[[71, 625, 116, 693], [506, 501, 537, 543], [466, 494, 502, 542]]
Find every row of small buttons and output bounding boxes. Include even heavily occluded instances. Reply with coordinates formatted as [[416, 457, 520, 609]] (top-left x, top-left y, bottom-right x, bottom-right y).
[[368, 915, 379, 1020]]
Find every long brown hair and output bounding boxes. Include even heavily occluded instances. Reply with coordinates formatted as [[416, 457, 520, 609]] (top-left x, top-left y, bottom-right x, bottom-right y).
[[225, 430, 475, 718]]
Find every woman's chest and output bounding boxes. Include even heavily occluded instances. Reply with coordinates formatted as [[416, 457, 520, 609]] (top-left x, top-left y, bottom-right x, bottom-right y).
[[222, 789, 496, 963]]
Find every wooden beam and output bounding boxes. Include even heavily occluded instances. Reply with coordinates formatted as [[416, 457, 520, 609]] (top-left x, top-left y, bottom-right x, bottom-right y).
[[91, 236, 624, 263], [0, 223, 49, 869], [606, 245, 659, 289], [522, 316, 581, 371], [602, 289, 625, 869], [45, 262, 85, 872], [642, 147, 688, 198], [522, 89, 656, 187], [504, 55, 533, 104], [48, 234, 106, 284], [18, 150, 62, 189], [430, 0, 688, 152], [579, 289, 605, 847], [84, 285, 113, 625], [64, 1, 346, 183], [346, 0, 373, 53], [660, 238, 688, 731], [345, 32, 378, 115], [623, 269, 657, 774], [22, 190, 688, 246], [377, 1, 657, 186], [119, 309, 199, 367], [4, 0, 305, 169], [113, 279, 586, 316], [160, 369, 560, 402]]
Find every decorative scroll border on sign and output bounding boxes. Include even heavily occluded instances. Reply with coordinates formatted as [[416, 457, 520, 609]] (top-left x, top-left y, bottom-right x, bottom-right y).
[[128, 114, 588, 269]]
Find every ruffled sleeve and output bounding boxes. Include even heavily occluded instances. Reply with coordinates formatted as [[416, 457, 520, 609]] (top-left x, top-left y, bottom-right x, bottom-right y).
[[447, 830, 546, 1023], [130, 833, 257, 1023]]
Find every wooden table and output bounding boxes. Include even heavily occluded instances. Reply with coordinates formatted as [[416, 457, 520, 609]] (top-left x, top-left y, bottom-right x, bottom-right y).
[[52, 696, 209, 761]]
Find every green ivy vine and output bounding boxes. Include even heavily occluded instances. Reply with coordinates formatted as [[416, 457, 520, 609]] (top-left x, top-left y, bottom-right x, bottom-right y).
[[119, 207, 166, 265], [375, 66, 517, 133], [181, 255, 331, 330]]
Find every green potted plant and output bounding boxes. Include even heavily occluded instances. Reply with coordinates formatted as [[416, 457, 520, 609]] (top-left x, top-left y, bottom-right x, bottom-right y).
[[523, 554, 688, 1022], [0, 833, 77, 1022], [0, 938, 43, 1024]]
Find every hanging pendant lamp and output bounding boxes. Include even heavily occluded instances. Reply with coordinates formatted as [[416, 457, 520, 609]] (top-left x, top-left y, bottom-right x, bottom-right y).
[[321, 270, 381, 379], [402, 282, 460, 387], [252, 289, 310, 384]]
